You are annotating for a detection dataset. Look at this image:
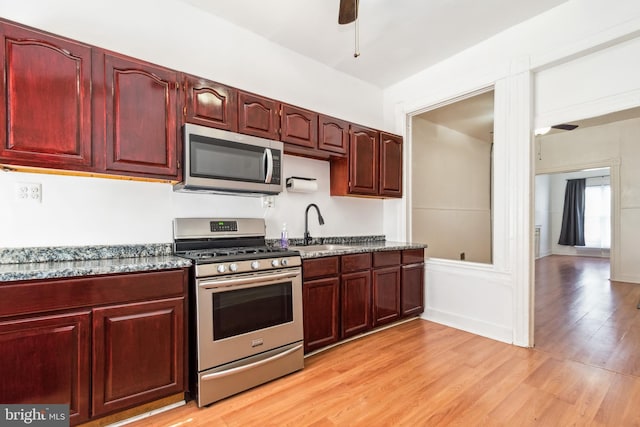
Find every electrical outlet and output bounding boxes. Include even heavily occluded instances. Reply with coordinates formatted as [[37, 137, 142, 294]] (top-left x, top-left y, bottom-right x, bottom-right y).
[[262, 196, 275, 208], [15, 182, 42, 203]]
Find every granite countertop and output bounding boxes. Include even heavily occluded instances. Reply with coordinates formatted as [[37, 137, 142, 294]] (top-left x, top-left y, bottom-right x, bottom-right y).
[[0, 237, 427, 281], [0, 244, 192, 282], [274, 236, 427, 259]]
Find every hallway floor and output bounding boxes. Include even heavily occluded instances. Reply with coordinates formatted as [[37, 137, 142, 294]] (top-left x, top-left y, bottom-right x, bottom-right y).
[[535, 254, 640, 378]]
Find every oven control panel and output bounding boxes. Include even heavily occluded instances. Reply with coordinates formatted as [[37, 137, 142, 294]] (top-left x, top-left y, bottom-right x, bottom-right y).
[[210, 221, 238, 232], [195, 255, 301, 278]]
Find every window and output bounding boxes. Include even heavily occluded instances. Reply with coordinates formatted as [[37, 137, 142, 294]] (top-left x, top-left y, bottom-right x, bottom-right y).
[[584, 178, 610, 249]]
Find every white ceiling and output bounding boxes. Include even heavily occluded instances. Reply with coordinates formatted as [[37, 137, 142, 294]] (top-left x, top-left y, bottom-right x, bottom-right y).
[[178, 0, 568, 89], [416, 90, 495, 143]]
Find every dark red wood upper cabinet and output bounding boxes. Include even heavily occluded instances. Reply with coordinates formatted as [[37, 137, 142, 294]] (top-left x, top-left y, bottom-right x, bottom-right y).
[[95, 52, 180, 179], [280, 104, 318, 149], [237, 91, 280, 140], [184, 75, 237, 131], [318, 114, 348, 155], [0, 22, 93, 170], [349, 125, 379, 195], [379, 132, 403, 197], [0, 311, 91, 426]]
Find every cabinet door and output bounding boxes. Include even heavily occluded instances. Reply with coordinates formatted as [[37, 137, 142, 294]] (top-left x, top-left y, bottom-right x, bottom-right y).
[[0, 311, 91, 426], [372, 266, 401, 327], [280, 104, 317, 149], [318, 114, 348, 155], [238, 91, 280, 140], [184, 74, 237, 131], [0, 23, 92, 170], [341, 270, 371, 338], [303, 277, 339, 353], [98, 53, 179, 179], [92, 297, 184, 416], [379, 132, 403, 197], [349, 125, 379, 195], [402, 263, 424, 317]]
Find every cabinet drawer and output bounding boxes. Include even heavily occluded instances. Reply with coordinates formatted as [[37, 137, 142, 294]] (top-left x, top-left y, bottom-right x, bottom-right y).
[[402, 248, 425, 265], [303, 257, 339, 280], [341, 253, 371, 273], [0, 269, 188, 319], [372, 251, 401, 268]]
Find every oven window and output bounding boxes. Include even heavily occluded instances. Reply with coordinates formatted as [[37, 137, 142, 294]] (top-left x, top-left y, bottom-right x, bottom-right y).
[[212, 282, 293, 340]]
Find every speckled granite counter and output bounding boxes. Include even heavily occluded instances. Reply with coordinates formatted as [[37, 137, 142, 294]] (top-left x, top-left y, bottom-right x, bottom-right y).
[[294, 241, 427, 259], [0, 244, 192, 282], [266, 236, 427, 259]]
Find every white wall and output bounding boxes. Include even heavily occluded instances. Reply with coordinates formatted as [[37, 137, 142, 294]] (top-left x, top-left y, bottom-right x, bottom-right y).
[[0, 0, 386, 247], [411, 117, 492, 263], [0, 155, 383, 247], [384, 0, 640, 346]]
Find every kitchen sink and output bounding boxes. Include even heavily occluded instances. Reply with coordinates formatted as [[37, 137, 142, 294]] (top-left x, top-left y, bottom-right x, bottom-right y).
[[292, 244, 352, 252]]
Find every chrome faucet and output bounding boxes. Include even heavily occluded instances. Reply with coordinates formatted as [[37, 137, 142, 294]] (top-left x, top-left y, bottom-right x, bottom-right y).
[[304, 203, 325, 245]]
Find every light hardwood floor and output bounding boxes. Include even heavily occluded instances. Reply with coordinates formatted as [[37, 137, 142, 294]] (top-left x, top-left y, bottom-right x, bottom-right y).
[[126, 255, 640, 426]]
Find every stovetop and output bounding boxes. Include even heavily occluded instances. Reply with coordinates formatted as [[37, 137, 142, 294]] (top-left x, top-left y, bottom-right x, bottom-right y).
[[177, 246, 298, 264], [173, 217, 301, 276]]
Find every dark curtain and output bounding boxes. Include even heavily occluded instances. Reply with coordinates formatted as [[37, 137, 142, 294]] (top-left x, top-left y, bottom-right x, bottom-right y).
[[558, 178, 586, 246]]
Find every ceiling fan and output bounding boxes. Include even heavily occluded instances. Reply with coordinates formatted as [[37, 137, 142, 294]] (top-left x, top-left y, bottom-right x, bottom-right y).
[[551, 123, 579, 131], [338, 0, 359, 24], [535, 123, 578, 136], [339, 0, 361, 57]]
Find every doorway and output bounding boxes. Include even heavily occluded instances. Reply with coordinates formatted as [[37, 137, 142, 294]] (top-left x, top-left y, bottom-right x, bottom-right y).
[[532, 110, 640, 378], [410, 89, 494, 264]]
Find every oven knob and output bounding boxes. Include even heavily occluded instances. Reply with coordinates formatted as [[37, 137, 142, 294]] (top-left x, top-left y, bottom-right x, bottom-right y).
[[229, 263, 238, 272], [271, 259, 280, 267], [251, 261, 260, 269], [281, 258, 289, 266], [217, 264, 226, 273]]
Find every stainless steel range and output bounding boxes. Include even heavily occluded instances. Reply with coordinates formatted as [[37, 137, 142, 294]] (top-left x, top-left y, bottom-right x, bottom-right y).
[[173, 217, 303, 407]]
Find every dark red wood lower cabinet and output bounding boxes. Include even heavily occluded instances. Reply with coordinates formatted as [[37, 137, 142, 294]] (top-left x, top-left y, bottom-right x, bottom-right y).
[[402, 263, 425, 316], [0, 311, 91, 426], [302, 277, 339, 353], [372, 266, 401, 327], [92, 297, 184, 417], [341, 270, 371, 338]]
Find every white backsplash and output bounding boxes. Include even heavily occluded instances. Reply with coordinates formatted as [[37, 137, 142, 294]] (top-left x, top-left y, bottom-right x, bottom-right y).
[[0, 155, 384, 247]]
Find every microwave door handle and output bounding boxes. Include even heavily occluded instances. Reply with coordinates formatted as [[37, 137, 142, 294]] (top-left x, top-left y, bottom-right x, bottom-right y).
[[264, 148, 274, 183]]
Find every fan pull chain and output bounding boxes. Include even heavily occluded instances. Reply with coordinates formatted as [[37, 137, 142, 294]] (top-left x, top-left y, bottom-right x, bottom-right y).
[[354, 16, 360, 57]]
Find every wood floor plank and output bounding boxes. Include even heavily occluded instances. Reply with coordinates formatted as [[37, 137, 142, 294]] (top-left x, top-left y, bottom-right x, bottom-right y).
[[122, 255, 640, 427]]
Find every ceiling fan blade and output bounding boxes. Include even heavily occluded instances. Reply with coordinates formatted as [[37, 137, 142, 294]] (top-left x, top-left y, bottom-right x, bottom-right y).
[[339, 0, 358, 24], [551, 123, 579, 131]]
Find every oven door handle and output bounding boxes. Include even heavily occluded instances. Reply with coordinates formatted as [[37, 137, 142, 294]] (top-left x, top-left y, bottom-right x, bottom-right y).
[[198, 270, 300, 290], [200, 344, 303, 382]]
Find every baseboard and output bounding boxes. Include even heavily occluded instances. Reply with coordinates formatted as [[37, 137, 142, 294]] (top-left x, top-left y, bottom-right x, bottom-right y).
[[422, 308, 513, 345], [610, 274, 640, 284], [78, 394, 185, 427]]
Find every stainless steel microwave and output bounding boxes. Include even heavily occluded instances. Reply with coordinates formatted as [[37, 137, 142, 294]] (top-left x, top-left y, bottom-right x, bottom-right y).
[[174, 123, 283, 195]]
